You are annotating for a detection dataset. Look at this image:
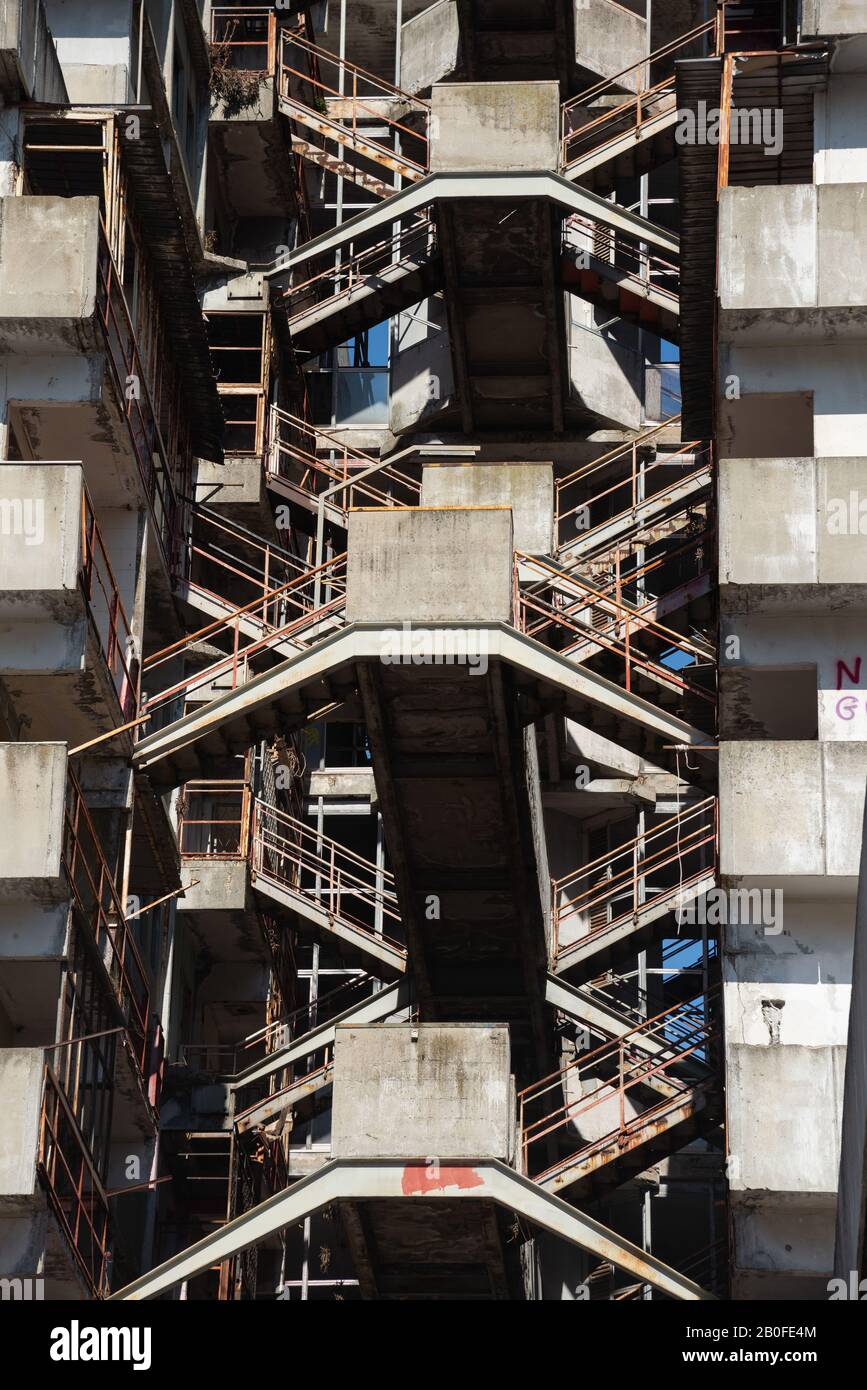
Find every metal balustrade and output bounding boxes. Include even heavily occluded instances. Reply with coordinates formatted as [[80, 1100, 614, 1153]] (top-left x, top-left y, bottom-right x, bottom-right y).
[[552, 798, 718, 972], [519, 991, 720, 1188]]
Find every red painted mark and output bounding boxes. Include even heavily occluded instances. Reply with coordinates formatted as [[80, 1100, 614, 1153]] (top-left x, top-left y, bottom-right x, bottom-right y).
[[401, 1164, 485, 1196], [836, 657, 862, 690]]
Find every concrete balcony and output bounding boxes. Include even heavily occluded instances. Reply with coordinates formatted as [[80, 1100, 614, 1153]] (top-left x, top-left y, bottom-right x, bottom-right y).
[[0, 743, 71, 1070], [0, 741, 67, 904], [574, 0, 646, 89], [0, 0, 67, 103], [719, 455, 867, 607], [0, 195, 171, 555], [718, 183, 867, 344], [719, 741, 867, 889], [0, 465, 140, 746]]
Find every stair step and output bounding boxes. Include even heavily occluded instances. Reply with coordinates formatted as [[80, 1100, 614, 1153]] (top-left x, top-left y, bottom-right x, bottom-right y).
[[290, 136, 394, 199], [280, 95, 423, 185]]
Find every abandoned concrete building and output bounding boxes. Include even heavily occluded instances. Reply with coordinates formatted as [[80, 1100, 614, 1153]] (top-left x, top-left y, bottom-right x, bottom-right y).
[[0, 0, 865, 1304]]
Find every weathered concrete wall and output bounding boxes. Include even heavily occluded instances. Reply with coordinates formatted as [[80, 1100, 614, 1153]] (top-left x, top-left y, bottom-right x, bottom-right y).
[[720, 741, 867, 880], [718, 184, 867, 330], [0, 196, 99, 351], [727, 1045, 844, 1194], [0, 464, 82, 607], [0, 742, 67, 899], [802, 0, 867, 35], [430, 82, 560, 172], [731, 1202, 836, 1299], [195, 455, 264, 508], [568, 295, 642, 430], [719, 456, 867, 588], [420, 462, 554, 555], [718, 341, 867, 459], [574, 0, 646, 86], [0, 0, 68, 102], [720, 610, 867, 743], [201, 272, 267, 314], [389, 295, 456, 436], [0, 1047, 42, 1198], [331, 1023, 513, 1159], [346, 506, 514, 624], [180, 858, 249, 915], [0, 900, 68, 961], [400, 0, 460, 94]]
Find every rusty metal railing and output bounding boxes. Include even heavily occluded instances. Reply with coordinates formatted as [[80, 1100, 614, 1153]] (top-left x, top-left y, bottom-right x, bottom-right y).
[[178, 779, 252, 859], [514, 550, 716, 708], [518, 990, 719, 1185], [210, 7, 277, 73], [251, 798, 406, 961], [554, 424, 712, 560], [183, 504, 326, 627], [63, 768, 151, 1081], [141, 551, 347, 721], [95, 217, 182, 577], [38, 1065, 113, 1298], [562, 19, 717, 175], [278, 29, 429, 180], [80, 486, 139, 723], [176, 972, 378, 1076], [286, 217, 437, 325], [268, 406, 421, 516], [552, 797, 718, 972], [563, 211, 680, 310]]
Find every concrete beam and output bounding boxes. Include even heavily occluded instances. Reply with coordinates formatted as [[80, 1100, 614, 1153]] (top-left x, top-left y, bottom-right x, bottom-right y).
[[108, 1157, 715, 1302], [134, 622, 714, 777], [266, 171, 679, 279]]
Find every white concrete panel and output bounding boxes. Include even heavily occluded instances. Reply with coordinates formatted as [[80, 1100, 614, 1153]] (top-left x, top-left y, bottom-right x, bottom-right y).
[[726, 1042, 845, 1196], [720, 742, 824, 878], [347, 506, 514, 624], [719, 457, 816, 585], [719, 185, 817, 311], [722, 342, 867, 457], [331, 1023, 513, 1160], [817, 183, 867, 305], [0, 742, 67, 897], [421, 462, 554, 555]]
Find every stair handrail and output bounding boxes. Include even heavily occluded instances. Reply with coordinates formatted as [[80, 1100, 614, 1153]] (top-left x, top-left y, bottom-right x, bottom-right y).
[[518, 988, 720, 1180], [562, 17, 717, 171], [551, 796, 718, 959], [279, 28, 430, 174]]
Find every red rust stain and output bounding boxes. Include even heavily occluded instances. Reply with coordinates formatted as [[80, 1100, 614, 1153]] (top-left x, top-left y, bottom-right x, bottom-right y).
[[401, 1165, 485, 1196]]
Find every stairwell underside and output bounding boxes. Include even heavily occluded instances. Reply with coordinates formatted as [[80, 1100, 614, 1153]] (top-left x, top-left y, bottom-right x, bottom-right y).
[[133, 623, 715, 787], [109, 1158, 716, 1302]]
